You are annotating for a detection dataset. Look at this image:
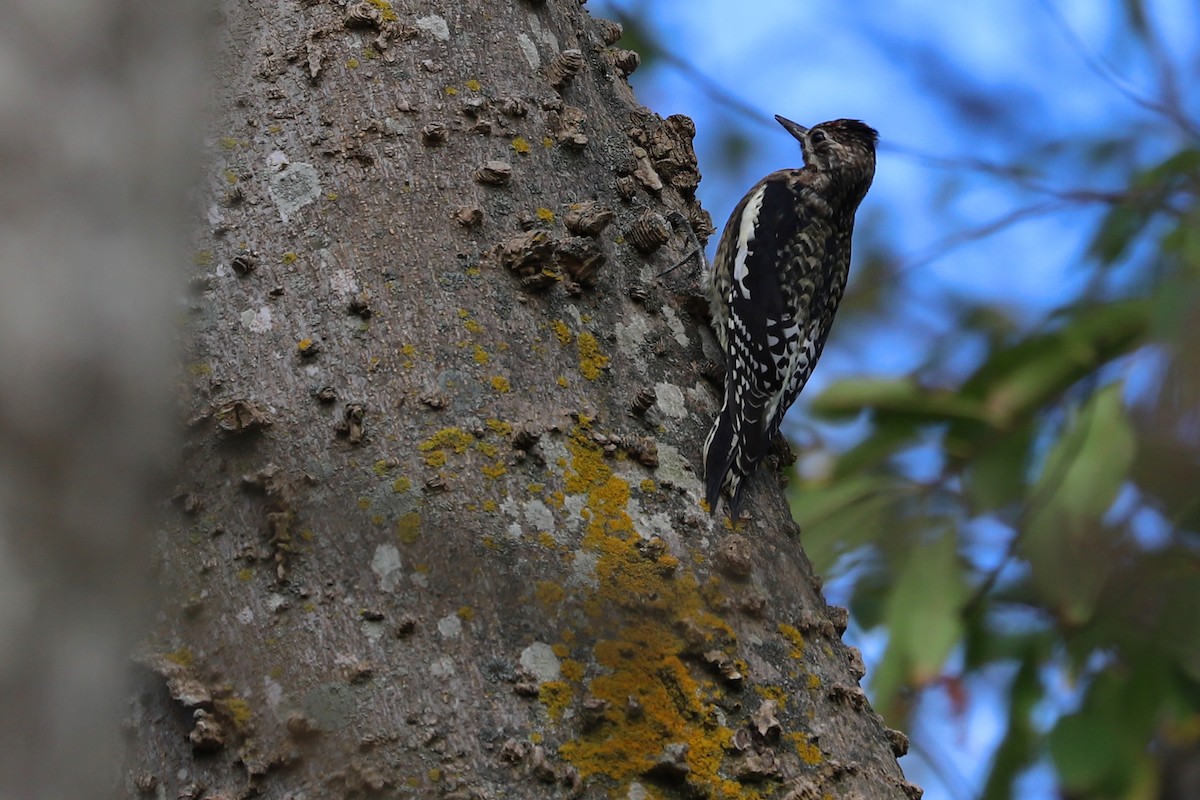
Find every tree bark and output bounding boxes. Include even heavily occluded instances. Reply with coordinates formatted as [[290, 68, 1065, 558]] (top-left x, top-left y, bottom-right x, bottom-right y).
[[122, 1, 917, 798]]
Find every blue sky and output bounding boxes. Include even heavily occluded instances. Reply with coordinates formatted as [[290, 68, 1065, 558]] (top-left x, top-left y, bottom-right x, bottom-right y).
[[588, 1, 1200, 797]]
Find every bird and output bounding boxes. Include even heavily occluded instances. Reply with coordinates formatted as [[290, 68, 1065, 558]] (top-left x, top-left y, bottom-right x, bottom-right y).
[[702, 115, 878, 518]]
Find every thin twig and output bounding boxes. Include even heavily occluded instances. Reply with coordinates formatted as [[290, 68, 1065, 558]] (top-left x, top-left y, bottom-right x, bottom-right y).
[[1036, 0, 1200, 140]]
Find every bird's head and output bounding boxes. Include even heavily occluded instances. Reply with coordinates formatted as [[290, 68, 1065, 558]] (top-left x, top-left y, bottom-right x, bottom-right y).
[[775, 115, 878, 179]]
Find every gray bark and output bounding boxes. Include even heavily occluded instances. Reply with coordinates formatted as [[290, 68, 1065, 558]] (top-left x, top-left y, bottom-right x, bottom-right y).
[[118, 1, 917, 798]]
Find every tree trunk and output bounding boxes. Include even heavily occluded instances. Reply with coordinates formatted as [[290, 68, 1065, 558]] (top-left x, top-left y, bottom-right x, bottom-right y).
[[123, 1, 917, 798]]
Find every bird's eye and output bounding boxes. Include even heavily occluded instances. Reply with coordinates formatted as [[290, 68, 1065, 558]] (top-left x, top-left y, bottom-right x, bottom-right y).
[[810, 130, 827, 144]]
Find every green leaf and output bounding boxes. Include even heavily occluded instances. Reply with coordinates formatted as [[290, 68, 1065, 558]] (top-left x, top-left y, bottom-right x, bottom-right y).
[[1022, 383, 1136, 623], [963, 421, 1035, 513], [810, 376, 988, 423], [789, 475, 903, 574], [872, 529, 968, 713], [968, 302, 1149, 427]]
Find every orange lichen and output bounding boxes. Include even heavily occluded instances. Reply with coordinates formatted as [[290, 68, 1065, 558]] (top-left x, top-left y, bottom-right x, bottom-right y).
[[561, 658, 585, 682], [539, 681, 572, 720], [535, 581, 565, 609], [552, 428, 743, 796]]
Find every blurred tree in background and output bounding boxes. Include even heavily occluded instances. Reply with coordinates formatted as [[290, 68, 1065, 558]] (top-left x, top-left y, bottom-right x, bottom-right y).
[[595, 0, 1200, 797]]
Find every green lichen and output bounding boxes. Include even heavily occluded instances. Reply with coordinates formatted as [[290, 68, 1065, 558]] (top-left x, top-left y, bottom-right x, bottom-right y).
[[396, 512, 421, 544]]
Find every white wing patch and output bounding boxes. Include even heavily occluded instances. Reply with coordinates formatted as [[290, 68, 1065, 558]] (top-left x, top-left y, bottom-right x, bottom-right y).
[[732, 185, 767, 299]]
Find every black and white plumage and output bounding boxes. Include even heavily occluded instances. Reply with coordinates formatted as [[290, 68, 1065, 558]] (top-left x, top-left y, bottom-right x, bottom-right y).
[[703, 115, 878, 517]]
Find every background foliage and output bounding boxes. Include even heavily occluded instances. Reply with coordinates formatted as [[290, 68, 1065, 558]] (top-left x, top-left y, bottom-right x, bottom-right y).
[[591, 0, 1200, 796]]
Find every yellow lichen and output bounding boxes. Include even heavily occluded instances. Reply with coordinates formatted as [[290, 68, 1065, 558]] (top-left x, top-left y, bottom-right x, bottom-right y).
[[357, 497, 372, 510], [217, 696, 253, 733], [423, 450, 447, 468], [219, 137, 238, 151], [473, 344, 489, 364], [542, 136, 554, 148], [481, 462, 507, 479], [552, 643, 570, 658], [490, 376, 511, 393], [346, 57, 360, 69], [536, 207, 554, 221], [640, 479, 657, 493], [420, 428, 474, 454], [778, 622, 805, 659], [457, 605, 474, 621], [788, 732, 825, 766], [372, 460, 393, 476], [392, 476, 412, 493], [482, 499, 498, 513], [364, 0, 398, 21], [164, 648, 193, 667], [537, 531, 557, 549], [187, 361, 211, 376], [475, 441, 499, 458], [539, 681, 572, 720], [576, 332, 609, 380], [237, 568, 253, 582], [535, 581, 565, 609], [445, 86, 459, 95], [485, 418, 512, 436], [551, 319, 573, 345], [552, 429, 742, 796], [561, 658, 585, 682], [512, 137, 531, 154], [466, 79, 481, 91], [193, 250, 212, 265]]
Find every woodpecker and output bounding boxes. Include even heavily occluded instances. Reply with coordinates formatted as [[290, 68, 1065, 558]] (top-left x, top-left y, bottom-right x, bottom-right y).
[[703, 115, 878, 517]]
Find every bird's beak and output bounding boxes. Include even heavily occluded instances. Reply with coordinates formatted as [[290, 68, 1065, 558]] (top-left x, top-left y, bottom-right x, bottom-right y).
[[775, 115, 808, 141]]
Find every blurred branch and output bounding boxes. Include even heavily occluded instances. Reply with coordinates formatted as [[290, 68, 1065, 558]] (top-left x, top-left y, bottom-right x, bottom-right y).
[[898, 199, 1072, 273], [1036, 0, 1200, 140]]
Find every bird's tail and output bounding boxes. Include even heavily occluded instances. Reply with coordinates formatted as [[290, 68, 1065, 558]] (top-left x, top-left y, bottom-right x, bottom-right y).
[[703, 389, 770, 518]]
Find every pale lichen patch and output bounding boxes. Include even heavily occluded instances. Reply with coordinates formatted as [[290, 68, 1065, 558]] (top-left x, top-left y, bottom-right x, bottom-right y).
[[370, 544, 403, 591], [654, 382, 688, 419], [520, 642, 562, 683], [415, 14, 450, 40]]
